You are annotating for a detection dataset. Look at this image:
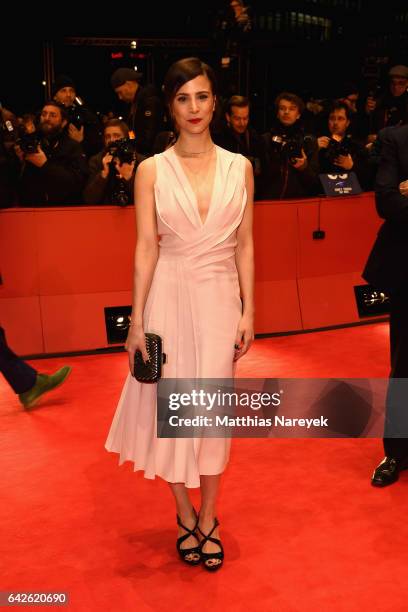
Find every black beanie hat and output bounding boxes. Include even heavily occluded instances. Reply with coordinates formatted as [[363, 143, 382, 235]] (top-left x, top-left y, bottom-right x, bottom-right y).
[[111, 67, 142, 89], [52, 75, 76, 97]]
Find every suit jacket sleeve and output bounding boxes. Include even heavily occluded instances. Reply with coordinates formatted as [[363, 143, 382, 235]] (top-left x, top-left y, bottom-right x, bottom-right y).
[[375, 128, 408, 222]]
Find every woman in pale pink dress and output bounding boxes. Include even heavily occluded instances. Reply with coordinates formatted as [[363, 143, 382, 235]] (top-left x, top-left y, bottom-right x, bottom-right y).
[[106, 57, 254, 571]]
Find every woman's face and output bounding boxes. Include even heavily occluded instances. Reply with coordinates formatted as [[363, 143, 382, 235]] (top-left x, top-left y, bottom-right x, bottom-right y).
[[171, 75, 215, 134]]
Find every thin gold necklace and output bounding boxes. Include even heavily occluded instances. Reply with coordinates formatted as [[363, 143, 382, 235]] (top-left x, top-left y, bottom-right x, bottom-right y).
[[175, 144, 215, 157]]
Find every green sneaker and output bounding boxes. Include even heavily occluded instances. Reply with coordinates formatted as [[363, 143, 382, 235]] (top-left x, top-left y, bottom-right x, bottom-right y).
[[19, 366, 72, 408]]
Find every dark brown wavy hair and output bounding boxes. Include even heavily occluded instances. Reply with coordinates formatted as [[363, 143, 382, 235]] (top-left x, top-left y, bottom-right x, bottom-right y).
[[163, 57, 217, 107]]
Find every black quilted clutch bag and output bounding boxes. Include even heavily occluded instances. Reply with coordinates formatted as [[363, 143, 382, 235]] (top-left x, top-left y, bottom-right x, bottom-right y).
[[134, 333, 166, 383]]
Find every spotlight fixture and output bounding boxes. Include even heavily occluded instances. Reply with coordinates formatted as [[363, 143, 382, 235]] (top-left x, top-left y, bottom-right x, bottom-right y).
[[105, 306, 132, 344]]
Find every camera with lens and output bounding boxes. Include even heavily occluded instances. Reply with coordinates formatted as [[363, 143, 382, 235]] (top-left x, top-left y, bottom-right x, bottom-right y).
[[106, 138, 137, 206], [110, 179, 130, 206], [326, 137, 351, 164], [18, 131, 41, 154], [68, 105, 87, 130], [106, 137, 137, 164], [67, 96, 88, 130], [270, 133, 303, 162], [1, 105, 40, 154]]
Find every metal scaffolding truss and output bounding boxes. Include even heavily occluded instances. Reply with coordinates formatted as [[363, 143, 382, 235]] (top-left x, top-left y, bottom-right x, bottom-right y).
[[63, 37, 210, 49]]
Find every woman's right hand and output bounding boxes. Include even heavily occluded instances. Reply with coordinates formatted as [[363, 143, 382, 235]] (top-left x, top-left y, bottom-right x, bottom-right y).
[[125, 325, 149, 376]]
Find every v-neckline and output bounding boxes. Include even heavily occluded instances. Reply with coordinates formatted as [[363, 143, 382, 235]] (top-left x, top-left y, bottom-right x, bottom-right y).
[[171, 145, 219, 227]]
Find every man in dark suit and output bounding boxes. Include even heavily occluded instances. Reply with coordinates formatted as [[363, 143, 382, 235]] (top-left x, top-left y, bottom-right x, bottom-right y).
[[363, 124, 408, 486]]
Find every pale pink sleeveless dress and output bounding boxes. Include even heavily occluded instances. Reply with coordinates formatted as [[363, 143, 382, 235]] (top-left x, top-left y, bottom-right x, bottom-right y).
[[105, 146, 247, 488]]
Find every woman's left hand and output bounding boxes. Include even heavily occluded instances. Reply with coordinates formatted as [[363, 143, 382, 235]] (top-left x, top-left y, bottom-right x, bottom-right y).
[[234, 314, 254, 361]]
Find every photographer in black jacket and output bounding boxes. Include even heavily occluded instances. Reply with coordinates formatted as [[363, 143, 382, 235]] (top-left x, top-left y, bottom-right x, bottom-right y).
[[317, 101, 370, 190], [365, 65, 408, 141], [111, 67, 164, 156], [16, 101, 88, 206], [52, 74, 103, 158], [84, 119, 144, 205], [260, 92, 318, 199]]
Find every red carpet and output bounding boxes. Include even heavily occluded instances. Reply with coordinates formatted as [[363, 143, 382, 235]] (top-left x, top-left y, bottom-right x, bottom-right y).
[[2, 322, 408, 611]]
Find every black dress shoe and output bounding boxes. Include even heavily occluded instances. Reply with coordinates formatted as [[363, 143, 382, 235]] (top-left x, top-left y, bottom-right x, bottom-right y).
[[371, 456, 405, 487]]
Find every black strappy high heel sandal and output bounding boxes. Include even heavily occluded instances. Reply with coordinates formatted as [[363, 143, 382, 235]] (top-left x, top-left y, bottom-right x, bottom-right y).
[[176, 511, 201, 566], [197, 517, 224, 572]]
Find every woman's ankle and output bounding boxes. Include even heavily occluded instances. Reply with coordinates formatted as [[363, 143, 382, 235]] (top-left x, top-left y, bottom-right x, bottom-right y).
[[177, 505, 197, 523], [198, 510, 217, 525]]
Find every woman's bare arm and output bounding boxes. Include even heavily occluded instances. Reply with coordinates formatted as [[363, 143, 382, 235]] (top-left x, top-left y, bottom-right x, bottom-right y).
[[234, 158, 255, 359], [125, 157, 159, 372]]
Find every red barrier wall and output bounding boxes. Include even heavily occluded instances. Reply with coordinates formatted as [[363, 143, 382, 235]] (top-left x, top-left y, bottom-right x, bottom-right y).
[[0, 194, 383, 355]]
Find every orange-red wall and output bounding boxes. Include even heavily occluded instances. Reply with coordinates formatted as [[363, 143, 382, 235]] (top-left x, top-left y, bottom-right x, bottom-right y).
[[0, 194, 382, 355]]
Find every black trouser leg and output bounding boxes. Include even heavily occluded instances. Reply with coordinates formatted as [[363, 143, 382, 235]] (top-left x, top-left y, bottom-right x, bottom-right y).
[[0, 327, 37, 394], [383, 289, 408, 460]]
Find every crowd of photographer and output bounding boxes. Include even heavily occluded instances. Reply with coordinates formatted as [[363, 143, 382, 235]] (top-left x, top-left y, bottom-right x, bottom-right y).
[[1, 63, 408, 207], [213, 64, 408, 198]]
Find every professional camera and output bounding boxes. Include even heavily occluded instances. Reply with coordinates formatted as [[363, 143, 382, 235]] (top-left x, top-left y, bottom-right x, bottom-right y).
[[68, 106, 86, 130], [106, 138, 137, 206], [18, 131, 41, 154], [0, 104, 41, 154], [67, 96, 89, 130], [106, 137, 137, 164], [326, 137, 351, 164], [270, 133, 303, 162], [108, 161, 132, 206], [111, 178, 130, 207]]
